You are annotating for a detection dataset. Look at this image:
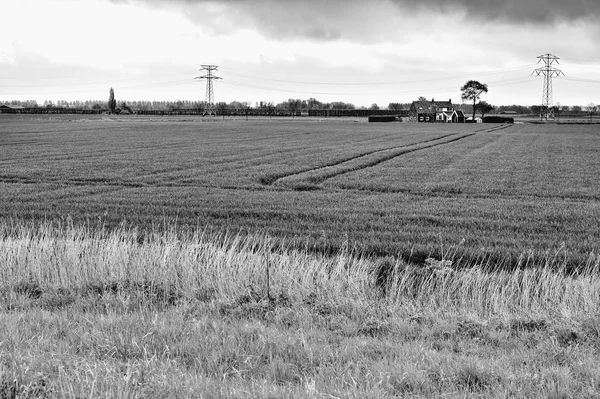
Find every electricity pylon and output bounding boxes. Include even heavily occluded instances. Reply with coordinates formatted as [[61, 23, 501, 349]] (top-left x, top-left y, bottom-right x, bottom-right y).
[[195, 65, 221, 116], [532, 54, 564, 121]]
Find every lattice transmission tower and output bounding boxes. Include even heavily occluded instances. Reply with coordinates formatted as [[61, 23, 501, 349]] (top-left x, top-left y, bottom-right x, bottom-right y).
[[195, 65, 221, 116], [532, 54, 564, 121]]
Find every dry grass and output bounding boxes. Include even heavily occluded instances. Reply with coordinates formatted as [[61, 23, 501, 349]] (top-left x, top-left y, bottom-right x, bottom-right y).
[[1, 220, 600, 397]]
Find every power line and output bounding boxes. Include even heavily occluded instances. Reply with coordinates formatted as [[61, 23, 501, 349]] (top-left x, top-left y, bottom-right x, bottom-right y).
[[562, 77, 600, 84], [1, 78, 191, 96], [222, 64, 536, 87], [221, 75, 536, 97], [0, 69, 196, 87]]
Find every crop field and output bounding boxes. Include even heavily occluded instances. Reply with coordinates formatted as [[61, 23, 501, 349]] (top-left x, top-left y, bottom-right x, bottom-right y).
[[1, 115, 599, 267], [2, 115, 600, 397]]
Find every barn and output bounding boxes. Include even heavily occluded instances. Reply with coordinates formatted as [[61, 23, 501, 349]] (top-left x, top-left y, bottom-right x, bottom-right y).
[[0, 104, 25, 113]]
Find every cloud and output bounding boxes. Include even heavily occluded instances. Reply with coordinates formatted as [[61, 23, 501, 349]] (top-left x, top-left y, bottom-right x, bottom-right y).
[[110, 0, 600, 43], [402, 0, 600, 24], [109, 0, 366, 41]]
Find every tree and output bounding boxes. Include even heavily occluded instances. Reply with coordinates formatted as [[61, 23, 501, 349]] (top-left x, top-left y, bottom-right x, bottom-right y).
[[266, 102, 275, 120], [418, 96, 428, 101], [329, 101, 355, 110], [461, 80, 488, 121], [307, 97, 322, 110], [388, 103, 404, 112], [120, 101, 133, 114], [108, 87, 117, 114], [241, 102, 251, 121], [587, 102, 597, 123], [370, 103, 380, 110], [475, 101, 494, 119], [554, 102, 561, 122], [216, 102, 229, 120], [287, 99, 302, 119]]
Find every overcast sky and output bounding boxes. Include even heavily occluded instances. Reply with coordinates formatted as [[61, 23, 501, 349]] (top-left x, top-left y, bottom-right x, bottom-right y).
[[1, 0, 599, 107]]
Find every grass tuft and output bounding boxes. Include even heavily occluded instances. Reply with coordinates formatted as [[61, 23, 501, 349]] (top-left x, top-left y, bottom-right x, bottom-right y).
[[456, 364, 495, 392]]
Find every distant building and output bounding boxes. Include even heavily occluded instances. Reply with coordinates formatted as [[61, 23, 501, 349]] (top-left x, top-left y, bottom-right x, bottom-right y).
[[409, 98, 464, 123], [466, 116, 483, 123], [0, 104, 25, 113]]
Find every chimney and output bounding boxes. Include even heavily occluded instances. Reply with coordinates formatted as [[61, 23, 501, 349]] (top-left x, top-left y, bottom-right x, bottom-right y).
[[431, 98, 435, 102]]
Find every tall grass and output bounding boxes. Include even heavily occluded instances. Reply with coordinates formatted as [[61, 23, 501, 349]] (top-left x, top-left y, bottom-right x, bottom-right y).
[[0, 220, 374, 306], [3, 219, 600, 397], [1, 219, 599, 319]]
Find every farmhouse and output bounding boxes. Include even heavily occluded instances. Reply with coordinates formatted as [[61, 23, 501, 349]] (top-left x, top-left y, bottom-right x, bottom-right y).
[[409, 99, 464, 123]]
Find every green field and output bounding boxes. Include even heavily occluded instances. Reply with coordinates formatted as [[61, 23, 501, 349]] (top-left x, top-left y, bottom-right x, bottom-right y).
[[2, 115, 599, 268], [3, 115, 600, 397]]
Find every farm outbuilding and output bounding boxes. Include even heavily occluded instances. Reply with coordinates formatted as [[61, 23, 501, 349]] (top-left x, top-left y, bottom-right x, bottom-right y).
[[0, 104, 25, 113], [453, 110, 466, 123], [410, 99, 464, 123]]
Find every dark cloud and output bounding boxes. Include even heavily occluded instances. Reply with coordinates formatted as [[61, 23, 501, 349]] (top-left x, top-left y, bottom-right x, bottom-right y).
[[110, 0, 600, 41], [404, 0, 600, 24]]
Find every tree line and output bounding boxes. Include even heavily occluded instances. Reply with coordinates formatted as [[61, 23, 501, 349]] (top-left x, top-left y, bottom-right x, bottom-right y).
[[2, 97, 596, 116]]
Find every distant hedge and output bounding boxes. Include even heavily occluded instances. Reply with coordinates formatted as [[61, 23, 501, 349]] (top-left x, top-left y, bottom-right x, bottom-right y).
[[368, 116, 398, 123], [483, 116, 514, 123]]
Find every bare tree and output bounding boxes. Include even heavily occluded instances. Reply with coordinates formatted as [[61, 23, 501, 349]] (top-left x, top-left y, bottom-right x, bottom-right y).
[[587, 102, 597, 123]]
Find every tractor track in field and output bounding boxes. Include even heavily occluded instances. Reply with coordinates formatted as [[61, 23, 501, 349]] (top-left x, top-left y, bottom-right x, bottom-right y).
[[261, 124, 512, 190], [0, 175, 278, 194], [0, 124, 513, 195], [258, 132, 461, 186]]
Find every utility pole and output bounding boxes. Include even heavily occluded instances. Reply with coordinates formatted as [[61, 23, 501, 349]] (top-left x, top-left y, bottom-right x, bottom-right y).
[[532, 54, 564, 121], [195, 65, 221, 116]]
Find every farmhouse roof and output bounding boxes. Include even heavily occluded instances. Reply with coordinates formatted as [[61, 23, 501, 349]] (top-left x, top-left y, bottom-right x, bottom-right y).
[[0, 104, 25, 109], [412, 99, 453, 112]]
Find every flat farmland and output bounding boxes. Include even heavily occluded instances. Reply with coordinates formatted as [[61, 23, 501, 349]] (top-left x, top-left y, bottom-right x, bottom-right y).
[[1, 115, 599, 267]]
